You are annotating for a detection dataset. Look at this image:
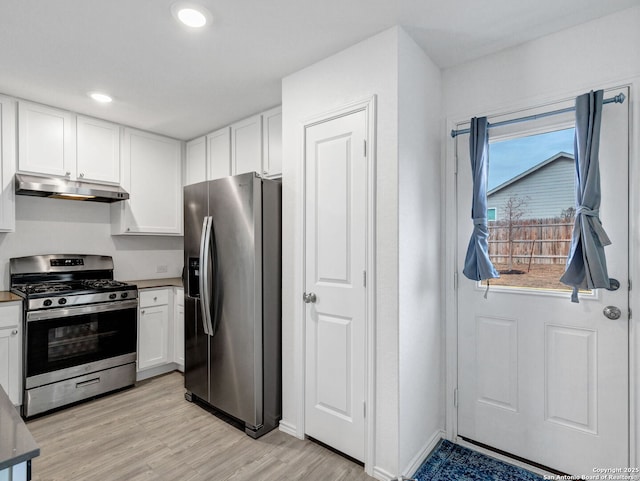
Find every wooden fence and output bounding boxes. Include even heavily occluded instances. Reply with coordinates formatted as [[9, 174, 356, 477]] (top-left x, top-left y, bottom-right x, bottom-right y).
[[487, 218, 574, 265]]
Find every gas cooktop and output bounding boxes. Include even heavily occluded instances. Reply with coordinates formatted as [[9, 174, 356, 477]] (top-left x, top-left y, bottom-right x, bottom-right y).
[[13, 279, 133, 297]]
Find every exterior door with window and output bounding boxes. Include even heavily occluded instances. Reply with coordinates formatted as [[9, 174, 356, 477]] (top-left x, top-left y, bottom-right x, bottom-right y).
[[456, 88, 629, 475]]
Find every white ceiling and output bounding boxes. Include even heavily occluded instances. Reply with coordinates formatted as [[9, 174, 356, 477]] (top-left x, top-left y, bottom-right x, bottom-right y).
[[0, 0, 638, 140]]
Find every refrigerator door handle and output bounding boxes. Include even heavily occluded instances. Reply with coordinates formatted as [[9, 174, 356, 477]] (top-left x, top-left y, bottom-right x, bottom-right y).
[[199, 216, 214, 336]]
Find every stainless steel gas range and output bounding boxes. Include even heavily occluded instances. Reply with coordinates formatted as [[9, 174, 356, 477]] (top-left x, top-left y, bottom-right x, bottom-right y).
[[10, 254, 138, 418]]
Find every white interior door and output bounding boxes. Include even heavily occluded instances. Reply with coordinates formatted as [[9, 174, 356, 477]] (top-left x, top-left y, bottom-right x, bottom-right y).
[[456, 88, 629, 475], [304, 109, 367, 462]]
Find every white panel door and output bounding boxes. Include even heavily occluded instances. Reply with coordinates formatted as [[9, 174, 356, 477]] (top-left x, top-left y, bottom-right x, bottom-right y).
[[457, 88, 629, 475], [76, 116, 120, 184], [304, 110, 367, 462]]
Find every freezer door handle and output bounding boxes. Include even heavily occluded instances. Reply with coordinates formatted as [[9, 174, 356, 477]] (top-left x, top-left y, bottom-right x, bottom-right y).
[[199, 216, 214, 336]]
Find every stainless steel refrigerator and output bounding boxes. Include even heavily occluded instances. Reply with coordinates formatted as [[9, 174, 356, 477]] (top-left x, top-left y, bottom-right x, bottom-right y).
[[183, 172, 281, 438]]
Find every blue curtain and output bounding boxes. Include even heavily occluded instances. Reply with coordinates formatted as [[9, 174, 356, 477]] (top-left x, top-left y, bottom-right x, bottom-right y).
[[560, 90, 612, 302], [463, 117, 500, 282]]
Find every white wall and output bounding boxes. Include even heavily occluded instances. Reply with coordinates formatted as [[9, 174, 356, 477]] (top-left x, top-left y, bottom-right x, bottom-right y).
[[281, 25, 445, 479], [397, 29, 444, 474], [442, 4, 640, 466], [0, 196, 183, 288], [281, 27, 400, 477]]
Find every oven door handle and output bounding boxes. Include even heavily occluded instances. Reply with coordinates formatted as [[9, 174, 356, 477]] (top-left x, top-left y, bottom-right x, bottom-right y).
[[26, 299, 139, 322], [199, 215, 214, 336]]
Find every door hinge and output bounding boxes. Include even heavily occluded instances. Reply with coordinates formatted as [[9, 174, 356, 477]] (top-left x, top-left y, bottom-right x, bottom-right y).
[[629, 279, 632, 291], [453, 271, 458, 290], [453, 388, 458, 408], [363, 400, 367, 418], [363, 270, 367, 287], [629, 308, 632, 320], [363, 139, 367, 157]]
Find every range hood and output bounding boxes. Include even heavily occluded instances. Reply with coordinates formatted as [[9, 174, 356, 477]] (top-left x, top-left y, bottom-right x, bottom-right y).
[[15, 174, 129, 203]]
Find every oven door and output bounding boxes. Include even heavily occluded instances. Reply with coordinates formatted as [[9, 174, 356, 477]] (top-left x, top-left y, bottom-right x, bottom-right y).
[[25, 299, 138, 388]]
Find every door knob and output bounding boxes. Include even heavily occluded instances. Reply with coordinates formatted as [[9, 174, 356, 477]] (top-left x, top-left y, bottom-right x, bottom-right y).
[[603, 306, 622, 320], [303, 292, 317, 304]]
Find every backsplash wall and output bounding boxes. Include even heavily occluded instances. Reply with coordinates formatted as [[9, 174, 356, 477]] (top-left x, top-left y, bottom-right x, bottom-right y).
[[0, 196, 184, 290]]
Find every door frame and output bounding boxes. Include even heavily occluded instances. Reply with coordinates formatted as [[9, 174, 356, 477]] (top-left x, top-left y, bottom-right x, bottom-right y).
[[443, 80, 639, 469], [293, 96, 377, 474]]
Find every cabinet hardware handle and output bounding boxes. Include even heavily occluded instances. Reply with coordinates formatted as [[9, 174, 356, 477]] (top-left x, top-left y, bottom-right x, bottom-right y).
[[141, 310, 145, 314], [65, 171, 71, 177], [154, 296, 157, 301], [79, 173, 85, 178], [11, 329, 18, 336]]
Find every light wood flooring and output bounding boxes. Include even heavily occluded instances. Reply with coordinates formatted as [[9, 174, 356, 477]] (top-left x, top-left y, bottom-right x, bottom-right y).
[[26, 372, 375, 481]]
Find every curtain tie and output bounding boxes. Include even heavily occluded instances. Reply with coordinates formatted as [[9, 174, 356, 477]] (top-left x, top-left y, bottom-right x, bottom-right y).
[[576, 205, 611, 246]]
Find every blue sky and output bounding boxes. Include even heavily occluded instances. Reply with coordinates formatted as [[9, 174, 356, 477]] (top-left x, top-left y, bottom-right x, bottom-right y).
[[488, 128, 574, 190]]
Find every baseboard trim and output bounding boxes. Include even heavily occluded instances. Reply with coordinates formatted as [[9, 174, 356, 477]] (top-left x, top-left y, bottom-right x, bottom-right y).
[[136, 363, 178, 381], [403, 429, 445, 477], [278, 420, 301, 438], [372, 466, 396, 481]]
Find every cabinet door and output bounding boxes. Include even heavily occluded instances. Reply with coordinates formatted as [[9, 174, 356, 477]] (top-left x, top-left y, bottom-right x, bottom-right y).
[[0, 303, 21, 405], [18, 101, 75, 178], [174, 288, 184, 370], [207, 127, 231, 180], [185, 136, 207, 186], [138, 305, 169, 370], [262, 107, 282, 178], [116, 128, 183, 235], [231, 115, 262, 175], [0, 96, 16, 232], [76, 116, 120, 184]]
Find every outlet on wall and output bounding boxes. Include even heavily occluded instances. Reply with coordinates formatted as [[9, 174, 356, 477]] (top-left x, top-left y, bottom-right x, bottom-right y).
[[156, 265, 168, 273]]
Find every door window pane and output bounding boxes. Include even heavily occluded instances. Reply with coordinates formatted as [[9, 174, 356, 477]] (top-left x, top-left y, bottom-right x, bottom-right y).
[[482, 128, 582, 291]]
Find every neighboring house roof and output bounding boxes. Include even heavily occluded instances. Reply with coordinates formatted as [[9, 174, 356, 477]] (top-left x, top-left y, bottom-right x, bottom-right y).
[[488, 152, 574, 196]]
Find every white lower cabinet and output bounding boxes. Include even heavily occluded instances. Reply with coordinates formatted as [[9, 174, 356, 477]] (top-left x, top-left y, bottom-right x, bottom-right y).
[[137, 289, 170, 372], [0, 302, 22, 405], [137, 286, 184, 379]]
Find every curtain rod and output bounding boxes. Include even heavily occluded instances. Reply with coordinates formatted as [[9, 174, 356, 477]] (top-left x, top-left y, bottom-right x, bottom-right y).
[[450, 92, 626, 138]]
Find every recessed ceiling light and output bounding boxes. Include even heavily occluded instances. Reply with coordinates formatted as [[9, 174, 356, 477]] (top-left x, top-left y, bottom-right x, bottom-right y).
[[171, 3, 211, 29], [178, 8, 206, 27], [89, 92, 113, 103]]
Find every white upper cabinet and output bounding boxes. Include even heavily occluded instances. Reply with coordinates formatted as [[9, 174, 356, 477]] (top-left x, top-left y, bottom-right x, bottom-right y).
[[18, 100, 75, 178], [0, 96, 16, 232], [231, 114, 262, 175], [18, 101, 121, 185], [76, 116, 121, 184], [112, 128, 183, 235], [185, 136, 207, 186], [261, 106, 282, 178], [207, 127, 231, 180]]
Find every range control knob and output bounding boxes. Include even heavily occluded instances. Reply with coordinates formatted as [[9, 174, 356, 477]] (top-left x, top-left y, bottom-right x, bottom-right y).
[[109, 293, 117, 300], [43, 299, 53, 307], [58, 298, 67, 305], [121, 292, 129, 299]]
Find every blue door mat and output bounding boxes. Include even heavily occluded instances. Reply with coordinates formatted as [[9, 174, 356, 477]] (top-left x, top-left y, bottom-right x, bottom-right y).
[[413, 440, 544, 481]]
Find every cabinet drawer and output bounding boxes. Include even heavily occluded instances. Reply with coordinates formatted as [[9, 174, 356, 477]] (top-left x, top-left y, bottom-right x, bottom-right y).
[[0, 303, 21, 329], [139, 289, 169, 308]]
